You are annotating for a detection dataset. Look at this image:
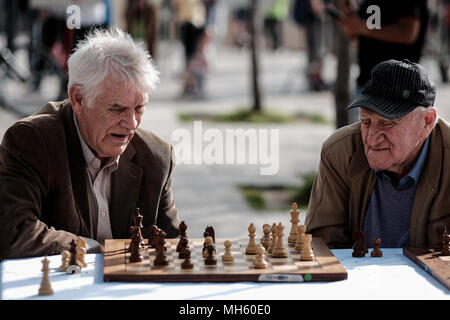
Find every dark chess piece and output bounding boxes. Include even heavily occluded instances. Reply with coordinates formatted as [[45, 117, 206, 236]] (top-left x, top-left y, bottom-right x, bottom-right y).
[[69, 239, 80, 267], [205, 244, 217, 265], [181, 248, 194, 269], [129, 226, 143, 262], [434, 225, 447, 252], [370, 238, 383, 257], [204, 226, 215, 243], [176, 221, 188, 252], [441, 234, 450, 256], [148, 225, 158, 248], [153, 230, 169, 266], [352, 231, 367, 257], [178, 238, 189, 259], [132, 208, 145, 249]]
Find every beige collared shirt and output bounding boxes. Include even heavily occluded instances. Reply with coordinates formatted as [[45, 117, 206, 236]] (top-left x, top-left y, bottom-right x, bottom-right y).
[[73, 113, 119, 244]]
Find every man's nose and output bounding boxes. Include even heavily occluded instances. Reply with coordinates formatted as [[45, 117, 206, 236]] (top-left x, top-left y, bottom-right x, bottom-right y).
[[366, 125, 384, 146], [120, 110, 139, 130]]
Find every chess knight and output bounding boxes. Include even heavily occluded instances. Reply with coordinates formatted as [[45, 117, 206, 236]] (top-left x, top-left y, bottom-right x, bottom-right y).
[[0, 28, 181, 259]]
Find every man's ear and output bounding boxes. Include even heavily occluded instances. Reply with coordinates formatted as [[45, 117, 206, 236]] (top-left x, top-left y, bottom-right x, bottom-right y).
[[69, 85, 84, 116], [423, 106, 437, 137]]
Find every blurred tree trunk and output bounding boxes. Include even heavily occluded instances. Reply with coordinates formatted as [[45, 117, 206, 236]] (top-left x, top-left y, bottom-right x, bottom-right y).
[[249, 0, 263, 112], [333, 26, 351, 128]]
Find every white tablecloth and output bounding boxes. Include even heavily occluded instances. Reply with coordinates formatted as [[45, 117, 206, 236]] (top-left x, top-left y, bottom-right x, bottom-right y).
[[1, 249, 449, 300]]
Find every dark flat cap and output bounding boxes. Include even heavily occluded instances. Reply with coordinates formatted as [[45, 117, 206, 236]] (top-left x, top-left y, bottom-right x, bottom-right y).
[[346, 59, 436, 119]]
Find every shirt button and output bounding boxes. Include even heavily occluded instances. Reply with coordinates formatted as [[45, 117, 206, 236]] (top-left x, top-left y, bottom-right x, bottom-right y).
[[100, 211, 106, 218]]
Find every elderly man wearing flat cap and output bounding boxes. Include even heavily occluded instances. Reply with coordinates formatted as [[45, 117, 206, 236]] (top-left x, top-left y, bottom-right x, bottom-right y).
[[305, 59, 450, 249]]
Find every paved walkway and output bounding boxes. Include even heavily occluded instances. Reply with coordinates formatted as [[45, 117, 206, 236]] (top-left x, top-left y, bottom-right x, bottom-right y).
[[1, 43, 450, 238]]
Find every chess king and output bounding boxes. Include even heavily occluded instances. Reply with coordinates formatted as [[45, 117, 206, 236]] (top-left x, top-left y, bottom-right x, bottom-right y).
[[306, 59, 450, 249], [0, 28, 181, 259]]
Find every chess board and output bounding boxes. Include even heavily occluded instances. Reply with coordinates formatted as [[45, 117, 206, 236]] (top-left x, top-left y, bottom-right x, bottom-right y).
[[103, 237, 347, 282], [403, 247, 450, 290]]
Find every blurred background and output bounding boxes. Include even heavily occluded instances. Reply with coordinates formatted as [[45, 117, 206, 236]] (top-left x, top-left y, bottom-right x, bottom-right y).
[[1, 0, 450, 238]]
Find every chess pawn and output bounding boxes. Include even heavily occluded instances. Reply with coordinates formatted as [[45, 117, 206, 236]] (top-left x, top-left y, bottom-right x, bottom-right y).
[[222, 240, 234, 262], [288, 202, 300, 244], [181, 248, 194, 269], [254, 245, 268, 269], [300, 234, 314, 261], [246, 223, 257, 254], [205, 244, 217, 265], [203, 236, 215, 258], [38, 256, 54, 296], [59, 250, 70, 272], [273, 222, 288, 258], [268, 223, 278, 254], [261, 226, 271, 250], [370, 238, 383, 257], [295, 225, 306, 251], [76, 237, 87, 268]]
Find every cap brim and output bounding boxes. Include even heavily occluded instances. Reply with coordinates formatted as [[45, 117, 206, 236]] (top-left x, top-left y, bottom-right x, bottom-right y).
[[346, 94, 414, 120]]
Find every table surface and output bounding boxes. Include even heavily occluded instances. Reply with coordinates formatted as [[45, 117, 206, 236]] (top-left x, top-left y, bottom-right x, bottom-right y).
[[1, 249, 449, 300]]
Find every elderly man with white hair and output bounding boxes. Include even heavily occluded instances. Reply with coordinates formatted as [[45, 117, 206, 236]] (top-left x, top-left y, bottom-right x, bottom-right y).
[[0, 28, 181, 259], [306, 59, 450, 249]]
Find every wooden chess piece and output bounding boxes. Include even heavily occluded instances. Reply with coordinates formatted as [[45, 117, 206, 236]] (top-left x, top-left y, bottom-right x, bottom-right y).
[[288, 202, 300, 244], [370, 238, 383, 257], [129, 226, 143, 263], [254, 244, 268, 269], [76, 237, 87, 268], [181, 248, 194, 269], [38, 256, 54, 296], [222, 240, 234, 262], [153, 230, 169, 266], [59, 250, 70, 272], [260, 224, 270, 244], [66, 239, 82, 274], [295, 225, 306, 251], [246, 223, 257, 254], [434, 225, 447, 252], [300, 234, 314, 261], [352, 231, 367, 257], [148, 225, 158, 248], [268, 223, 278, 254], [441, 234, 450, 256], [203, 236, 215, 258], [273, 222, 288, 258], [205, 244, 217, 265], [204, 226, 215, 243], [261, 226, 271, 250], [178, 238, 190, 259], [132, 208, 145, 249], [177, 221, 188, 252]]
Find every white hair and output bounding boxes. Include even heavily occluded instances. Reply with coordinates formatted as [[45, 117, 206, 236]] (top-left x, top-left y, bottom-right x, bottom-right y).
[[67, 27, 160, 107]]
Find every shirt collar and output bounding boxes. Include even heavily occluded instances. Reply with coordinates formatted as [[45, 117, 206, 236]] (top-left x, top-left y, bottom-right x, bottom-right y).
[[375, 135, 430, 190], [72, 112, 120, 171]]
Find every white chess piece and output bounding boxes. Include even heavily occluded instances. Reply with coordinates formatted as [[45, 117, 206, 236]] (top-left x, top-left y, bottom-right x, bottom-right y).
[[273, 222, 288, 258], [246, 223, 257, 254], [222, 240, 234, 262], [300, 234, 314, 261], [254, 245, 268, 269], [38, 256, 54, 295], [288, 202, 300, 243]]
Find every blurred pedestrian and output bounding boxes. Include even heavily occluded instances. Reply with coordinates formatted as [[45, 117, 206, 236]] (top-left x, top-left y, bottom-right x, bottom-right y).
[[172, 0, 207, 98], [126, 0, 160, 61], [292, 0, 329, 91], [263, 0, 291, 51]]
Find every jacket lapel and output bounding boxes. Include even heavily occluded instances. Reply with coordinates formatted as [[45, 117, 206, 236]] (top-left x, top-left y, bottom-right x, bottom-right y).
[[410, 122, 442, 247], [60, 102, 92, 236], [109, 142, 143, 238]]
